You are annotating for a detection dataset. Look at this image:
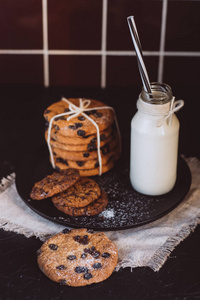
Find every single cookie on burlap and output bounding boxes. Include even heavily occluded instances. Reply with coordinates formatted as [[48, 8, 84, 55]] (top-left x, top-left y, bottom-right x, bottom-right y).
[[37, 228, 118, 287], [52, 189, 108, 216], [30, 169, 80, 200], [52, 177, 101, 208]]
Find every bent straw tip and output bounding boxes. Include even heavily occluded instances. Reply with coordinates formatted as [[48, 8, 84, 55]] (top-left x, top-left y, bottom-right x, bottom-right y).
[[127, 16, 134, 21]]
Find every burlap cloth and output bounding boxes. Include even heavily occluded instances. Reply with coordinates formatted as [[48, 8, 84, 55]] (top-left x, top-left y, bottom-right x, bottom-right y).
[[0, 157, 199, 272]]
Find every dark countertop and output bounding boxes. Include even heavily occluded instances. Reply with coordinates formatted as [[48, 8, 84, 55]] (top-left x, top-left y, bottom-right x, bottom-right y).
[[0, 86, 199, 300]]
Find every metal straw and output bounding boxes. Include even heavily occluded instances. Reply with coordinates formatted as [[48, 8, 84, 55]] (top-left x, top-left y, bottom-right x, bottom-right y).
[[127, 16, 152, 95]]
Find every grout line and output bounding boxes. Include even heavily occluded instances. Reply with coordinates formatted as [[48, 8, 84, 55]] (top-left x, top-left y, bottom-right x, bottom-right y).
[[50, 50, 102, 55], [101, 54, 107, 88], [42, 0, 49, 87], [1, 49, 200, 56], [0, 50, 44, 54], [101, 0, 108, 88], [155, 51, 200, 57], [158, 0, 168, 83]]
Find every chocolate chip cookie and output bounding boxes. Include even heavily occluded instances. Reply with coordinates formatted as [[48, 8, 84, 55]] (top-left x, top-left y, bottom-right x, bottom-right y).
[[45, 130, 112, 152], [54, 153, 120, 177], [37, 228, 118, 286], [53, 189, 108, 216], [52, 177, 101, 208], [30, 169, 80, 200], [53, 148, 120, 170], [46, 126, 112, 145], [44, 98, 115, 137], [51, 136, 120, 161]]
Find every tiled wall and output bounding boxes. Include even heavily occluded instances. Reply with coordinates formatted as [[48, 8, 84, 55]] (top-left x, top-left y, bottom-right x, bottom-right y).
[[0, 0, 200, 88]]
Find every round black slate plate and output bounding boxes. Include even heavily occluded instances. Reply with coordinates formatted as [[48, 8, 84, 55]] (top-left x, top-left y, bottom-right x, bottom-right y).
[[16, 145, 191, 231]]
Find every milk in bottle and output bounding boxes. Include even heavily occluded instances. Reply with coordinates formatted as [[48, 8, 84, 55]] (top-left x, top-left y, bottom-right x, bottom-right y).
[[130, 82, 184, 196]]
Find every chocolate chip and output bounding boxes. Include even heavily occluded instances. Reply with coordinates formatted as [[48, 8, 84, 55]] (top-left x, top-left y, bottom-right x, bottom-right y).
[[84, 273, 93, 280], [83, 152, 89, 158], [49, 244, 58, 250], [75, 122, 83, 129], [92, 263, 102, 269], [67, 255, 76, 260], [44, 109, 51, 114], [87, 143, 96, 151], [95, 162, 99, 168], [76, 161, 84, 167], [55, 116, 66, 121], [64, 108, 70, 112], [91, 250, 100, 259], [85, 111, 91, 116], [91, 110, 97, 114], [75, 266, 88, 273], [78, 116, 85, 121], [94, 112, 103, 118], [84, 248, 92, 254], [36, 249, 42, 256], [62, 228, 70, 234], [102, 252, 111, 258], [74, 235, 81, 242], [90, 138, 97, 143], [81, 253, 87, 259], [51, 137, 56, 142], [85, 110, 97, 116], [68, 125, 76, 130], [59, 279, 67, 285], [101, 144, 110, 155], [79, 235, 89, 245], [54, 125, 60, 131], [100, 134, 105, 141], [77, 130, 86, 137], [74, 235, 89, 245], [84, 246, 97, 256], [56, 157, 68, 166], [55, 166, 61, 172], [56, 265, 66, 270], [84, 246, 96, 254], [83, 135, 90, 139]]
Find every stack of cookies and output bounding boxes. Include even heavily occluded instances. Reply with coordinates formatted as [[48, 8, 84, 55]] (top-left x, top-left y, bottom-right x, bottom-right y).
[[30, 169, 108, 217], [44, 98, 120, 176]]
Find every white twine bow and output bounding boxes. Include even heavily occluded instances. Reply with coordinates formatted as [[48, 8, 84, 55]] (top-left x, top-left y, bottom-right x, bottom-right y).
[[47, 98, 121, 176], [137, 96, 184, 127], [156, 97, 184, 127]]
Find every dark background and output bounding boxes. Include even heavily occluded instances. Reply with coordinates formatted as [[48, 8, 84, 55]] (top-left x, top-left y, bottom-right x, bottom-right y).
[[0, 0, 200, 299], [0, 0, 200, 88]]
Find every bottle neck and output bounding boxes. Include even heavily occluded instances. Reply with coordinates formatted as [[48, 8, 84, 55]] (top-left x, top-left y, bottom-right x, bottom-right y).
[[141, 82, 172, 105], [137, 96, 172, 117]]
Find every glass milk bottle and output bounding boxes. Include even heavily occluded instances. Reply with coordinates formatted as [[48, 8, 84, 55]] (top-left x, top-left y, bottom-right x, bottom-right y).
[[130, 82, 184, 196]]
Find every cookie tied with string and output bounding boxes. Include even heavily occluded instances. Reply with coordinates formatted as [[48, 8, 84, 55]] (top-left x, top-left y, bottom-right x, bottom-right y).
[[44, 98, 115, 137], [44, 98, 121, 176]]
